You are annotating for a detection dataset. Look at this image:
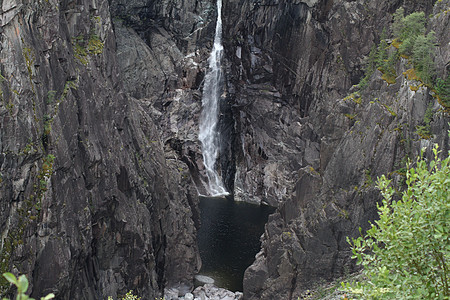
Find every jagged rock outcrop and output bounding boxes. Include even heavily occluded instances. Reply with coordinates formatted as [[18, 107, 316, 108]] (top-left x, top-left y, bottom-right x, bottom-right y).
[[0, 0, 200, 299], [220, 0, 449, 299]]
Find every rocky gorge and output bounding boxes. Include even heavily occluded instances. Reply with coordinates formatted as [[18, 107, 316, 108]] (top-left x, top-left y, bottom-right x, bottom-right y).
[[0, 0, 448, 299]]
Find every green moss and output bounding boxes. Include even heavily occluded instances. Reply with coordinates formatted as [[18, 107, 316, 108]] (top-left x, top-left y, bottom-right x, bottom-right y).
[[22, 46, 37, 97], [282, 231, 293, 239], [0, 214, 29, 295], [338, 209, 349, 220], [0, 71, 14, 115], [72, 35, 87, 64], [22, 141, 37, 155], [43, 114, 52, 136], [87, 34, 104, 55], [380, 103, 397, 117], [0, 239, 14, 295], [36, 154, 55, 198], [364, 169, 373, 187], [343, 92, 362, 105], [46, 90, 56, 104], [41, 79, 78, 147], [21, 44, 39, 123], [72, 32, 104, 65], [0, 153, 56, 296], [22, 47, 35, 77], [344, 113, 357, 120], [381, 72, 396, 84]]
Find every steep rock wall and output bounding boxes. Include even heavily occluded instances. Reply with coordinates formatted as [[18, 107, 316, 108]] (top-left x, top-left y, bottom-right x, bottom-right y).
[[0, 0, 199, 299], [222, 0, 449, 298]]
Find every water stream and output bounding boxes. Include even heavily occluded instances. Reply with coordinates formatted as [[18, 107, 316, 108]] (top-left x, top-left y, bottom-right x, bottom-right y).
[[198, 0, 228, 196]]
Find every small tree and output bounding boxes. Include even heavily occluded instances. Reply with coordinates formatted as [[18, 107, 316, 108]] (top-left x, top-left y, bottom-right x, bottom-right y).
[[375, 29, 389, 69], [399, 11, 426, 40], [435, 75, 450, 109], [412, 32, 436, 85], [343, 145, 450, 299], [393, 9, 427, 57], [392, 7, 405, 38]]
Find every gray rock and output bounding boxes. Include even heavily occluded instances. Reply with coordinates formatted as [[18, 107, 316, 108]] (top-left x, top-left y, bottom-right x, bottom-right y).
[[195, 275, 215, 285], [185, 292, 194, 300], [0, 0, 200, 299], [223, 0, 448, 299], [164, 288, 180, 300], [192, 284, 243, 300]]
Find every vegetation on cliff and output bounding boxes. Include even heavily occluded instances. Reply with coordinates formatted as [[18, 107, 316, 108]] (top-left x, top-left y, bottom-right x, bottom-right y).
[[343, 144, 449, 299], [358, 8, 449, 111]]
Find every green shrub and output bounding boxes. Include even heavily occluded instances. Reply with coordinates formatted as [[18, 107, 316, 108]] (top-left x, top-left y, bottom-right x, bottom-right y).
[[108, 290, 141, 300], [342, 144, 450, 299]]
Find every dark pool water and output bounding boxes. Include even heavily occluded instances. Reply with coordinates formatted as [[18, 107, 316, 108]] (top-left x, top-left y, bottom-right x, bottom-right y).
[[197, 196, 274, 292]]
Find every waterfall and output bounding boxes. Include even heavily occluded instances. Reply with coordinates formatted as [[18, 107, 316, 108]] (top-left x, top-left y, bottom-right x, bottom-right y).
[[198, 0, 229, 197]]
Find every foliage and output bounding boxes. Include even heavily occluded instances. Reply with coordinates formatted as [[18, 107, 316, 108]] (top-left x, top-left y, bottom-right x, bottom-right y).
[[342, 144, 450, 299], [390, 8, 437, 86], [107, 291, 141, 300], [375, 28, 389, 68], [379, 51, 398, 84], [412, 32, 436, 85], [393, 9, 426, 57], [2, 273, 54, 300], [87, 34, 104, 55], [72, 33, 104, 65], [416, 103, 434, 139], [358, 29, 393, 89], [3, 274, 141, 300], [357, 7, 448, 112], [36, 154, 55, 197], [435, 75, 450, 109], [357, 44, 378, 89]]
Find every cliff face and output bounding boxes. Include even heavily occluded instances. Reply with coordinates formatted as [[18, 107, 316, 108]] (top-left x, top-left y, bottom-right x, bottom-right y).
[[221, 0, 449, 299], [0, 0, 448, 299], [109, 0, 234, 196], [0, 0, 200, 298]]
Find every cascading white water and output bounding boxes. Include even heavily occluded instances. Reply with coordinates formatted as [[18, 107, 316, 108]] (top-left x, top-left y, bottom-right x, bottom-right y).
[[198, 0, 229, 197]]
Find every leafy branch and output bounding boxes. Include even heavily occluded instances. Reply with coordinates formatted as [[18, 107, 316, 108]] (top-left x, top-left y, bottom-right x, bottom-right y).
[[2, 273, 54, 300]]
